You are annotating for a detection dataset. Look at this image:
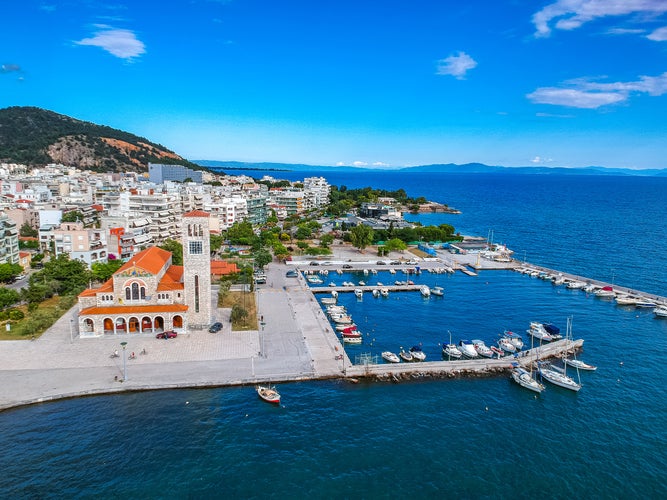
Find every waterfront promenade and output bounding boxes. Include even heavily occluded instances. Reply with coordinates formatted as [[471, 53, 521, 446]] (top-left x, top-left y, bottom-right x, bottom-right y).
[[0, 244, 606, 411]]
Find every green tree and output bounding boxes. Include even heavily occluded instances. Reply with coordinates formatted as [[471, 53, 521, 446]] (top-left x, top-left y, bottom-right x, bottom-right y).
[[0, 288, 20, 309], [38, 254, 91, 295], [210, 234, 224, 253], [385, 238, 408, 252], [20, 223, 38, 237], [226, 221, 255, 244], [319, 233, 334, 248], [231, 304, 249, 325], [253, 249, 272, 269], [0, 263, 23, 283], [61, 210, 83, 223], [91, 259, 124, 282], [349, 224, 374, 252], [158, 239, 183, 265], [295, 224, 312, 240]]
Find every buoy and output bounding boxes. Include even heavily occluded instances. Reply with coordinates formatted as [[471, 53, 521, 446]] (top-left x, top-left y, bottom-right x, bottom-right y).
[[185, 401, 189, 405], [485, 406, 489, 411]]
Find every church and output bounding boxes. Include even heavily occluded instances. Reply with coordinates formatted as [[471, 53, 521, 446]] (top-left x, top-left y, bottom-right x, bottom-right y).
[[77, 211, 212, 337]]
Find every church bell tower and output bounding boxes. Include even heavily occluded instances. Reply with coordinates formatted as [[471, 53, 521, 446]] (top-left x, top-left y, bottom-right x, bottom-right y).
[[182, 210, 212, 330]]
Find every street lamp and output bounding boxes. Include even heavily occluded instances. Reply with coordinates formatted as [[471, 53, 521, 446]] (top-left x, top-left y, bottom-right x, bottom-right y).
[[120, 341, 128, 381]]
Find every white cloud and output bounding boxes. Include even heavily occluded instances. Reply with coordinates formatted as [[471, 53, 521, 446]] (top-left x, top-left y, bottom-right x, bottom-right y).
[[372, 161, 389, 167], [531, 156, 554, 164], [607, 27, 646, 35], [336, 161, 345, 166], [647, 26, 667, 41], [75, 27, 146, 59], [352, 161, 368, 167], [527, 72, 667, 108], [532, 0, 667, 38], [436, 51, 477, 79]]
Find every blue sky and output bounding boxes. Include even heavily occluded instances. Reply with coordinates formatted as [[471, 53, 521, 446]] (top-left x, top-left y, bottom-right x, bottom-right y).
[[2, 0, 667, 169]]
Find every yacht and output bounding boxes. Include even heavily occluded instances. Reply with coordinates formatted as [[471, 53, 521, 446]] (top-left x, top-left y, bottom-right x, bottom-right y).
[[458, 340, 478, 358]]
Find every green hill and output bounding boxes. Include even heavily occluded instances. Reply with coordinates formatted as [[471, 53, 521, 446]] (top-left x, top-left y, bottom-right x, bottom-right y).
[[0, 106, 202, 172]]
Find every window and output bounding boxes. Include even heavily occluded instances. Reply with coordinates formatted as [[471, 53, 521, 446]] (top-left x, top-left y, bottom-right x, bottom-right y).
[[125, 288, 131, 300], [194, 275, 200, 313], [132, 282, 139, 300], [189, 241, 203, 255]]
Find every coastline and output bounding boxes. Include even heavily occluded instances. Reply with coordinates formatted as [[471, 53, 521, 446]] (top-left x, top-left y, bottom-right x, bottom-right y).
[[1, 243, 659, 412]]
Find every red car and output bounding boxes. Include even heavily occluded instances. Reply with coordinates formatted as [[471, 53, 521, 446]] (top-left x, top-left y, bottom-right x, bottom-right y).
[[156, 330, 177, 339]]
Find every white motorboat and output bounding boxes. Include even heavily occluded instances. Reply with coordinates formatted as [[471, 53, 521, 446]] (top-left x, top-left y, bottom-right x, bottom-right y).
[[372, 289, 380, 298], [503, 331, 524, 350], [615, 294, 640, 306], [443, 343, 462, 359], [498, 337, 517, 353], [354, 289, 363, 299], [330, 314, 353, 324], [583, 284, 598, 293], [542, 323, 562, 340], [552, 275, 565, 286], [538, 362, 582, 391], [420, 286, 431, 297], [527, 322, 553, 342], [472, 339, 494, 358], [565, 280, 585, 289], [257, 385, 281, 404], [458, 340, 479, 358], [511, 364, 545, 394], [320, 297, 337, 305], [380, 288, 389, 298], [343, 336, 362, 344], [382, 351, 400, 363], [595, 285, 615, 298], [431, 286, 444, 297], [409, 345, 426, 362], [654, 306, 667, 318], [335, 323, 356, 331], [331, 290, 338, 299], [634, 299, 657, 309], [306, 275, 323, 284], [563, 358, 597, 371]]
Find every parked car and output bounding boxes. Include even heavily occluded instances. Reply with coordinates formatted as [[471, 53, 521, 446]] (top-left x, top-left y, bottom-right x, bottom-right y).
[[285, 270, 298, 278], [208, 322, 223, 333], [309, 261, 320, 266], [342, 264, 353, 269], [156, 330, 177, 339], [376, 261, 386, 265]]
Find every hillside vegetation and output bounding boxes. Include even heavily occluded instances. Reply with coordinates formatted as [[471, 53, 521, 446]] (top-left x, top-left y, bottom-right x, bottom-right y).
[[0, 106, 202, 172]]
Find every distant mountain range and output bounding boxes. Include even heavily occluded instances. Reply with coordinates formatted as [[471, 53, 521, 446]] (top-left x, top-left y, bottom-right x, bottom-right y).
[[1, 107, 663, 177], [0, 106, 201, 172], [196, 160, 667, 177]]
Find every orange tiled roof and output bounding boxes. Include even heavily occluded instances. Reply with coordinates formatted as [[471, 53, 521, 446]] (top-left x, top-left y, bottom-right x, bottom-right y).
[[79, 304, 188, 316], [116, 246, 171, 276], [158, 265, 184, 291], [183, 210, 210, 218], [78, 279, 114, 297], [211, 260, 239, 276]]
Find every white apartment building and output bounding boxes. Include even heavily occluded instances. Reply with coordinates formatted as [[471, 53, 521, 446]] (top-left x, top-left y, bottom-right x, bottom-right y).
[[52, 222, 108, 267], [0, 212, 20, 265]]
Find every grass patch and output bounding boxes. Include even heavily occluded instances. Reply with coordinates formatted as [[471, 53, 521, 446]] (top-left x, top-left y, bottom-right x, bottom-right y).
[[218, 290, 257, 331], [0, 295, 77, 341]]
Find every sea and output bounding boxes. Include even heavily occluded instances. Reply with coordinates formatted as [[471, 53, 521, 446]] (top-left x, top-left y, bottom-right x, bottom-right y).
[[2, 171, 666, 499]]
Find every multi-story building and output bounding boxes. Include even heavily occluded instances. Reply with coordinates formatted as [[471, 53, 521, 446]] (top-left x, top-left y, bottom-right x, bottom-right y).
[[268, 189, 306, 215], [0, 212, 20, 265], [52, 222, 107, 267], [303, 177, 331, 208], [148, 163, 203, 184]]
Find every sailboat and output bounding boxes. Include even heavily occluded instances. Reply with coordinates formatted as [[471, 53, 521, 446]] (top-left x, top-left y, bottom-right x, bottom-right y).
[[539, 317, 582, 392], [510, 329, 545, 393]]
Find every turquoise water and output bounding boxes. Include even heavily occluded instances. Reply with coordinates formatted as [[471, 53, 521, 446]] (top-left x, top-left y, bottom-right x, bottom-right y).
[[1, 172, 667, 498]]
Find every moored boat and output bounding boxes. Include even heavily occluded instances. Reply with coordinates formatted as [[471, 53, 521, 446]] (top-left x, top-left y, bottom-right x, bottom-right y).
[[431, 286, 444, 297], [527, 322, 553, 342], [420, 286, 431, 297], [380, 288, 389, 298], [409, 345, 426, 361], [654, 306, 667, 318], [343, 336, 362, 344], [382, 351, 400, 363], [538, 362, 582, 392], [498, 337, 517, 353], [354, 288, 363, 299], [595, 285, 615, 298], [503, 330, 524, 350], [563, 358, 597, 371], [372, 289, 380, 298], [458, 339, 478, 358], [257, 385, 281, 404], [511, 364, 545, 394], [472, 339, 494, 358], [399, 349, 414, 362], [443, 343, 462, 359]]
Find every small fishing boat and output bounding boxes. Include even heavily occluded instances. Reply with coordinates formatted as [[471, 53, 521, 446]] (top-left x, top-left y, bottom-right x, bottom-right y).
[[335, 323, 356, 331], [472, 339, 494, 358], [498, 337, 517, 353], [409, 345, 426, 362], [431, 286, 444, 297], [511, 364, 545, 394], [490, 345, 504, 358], [257, 385, 281, 404], [399, 349, 414, 362], [615, 295, 640, 306], [343, 336, 362, 344], [503, 331, 523, 350], [563, 358, 597, 371], [595, 285, 615, 298], [382, 351, 400, 363]]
